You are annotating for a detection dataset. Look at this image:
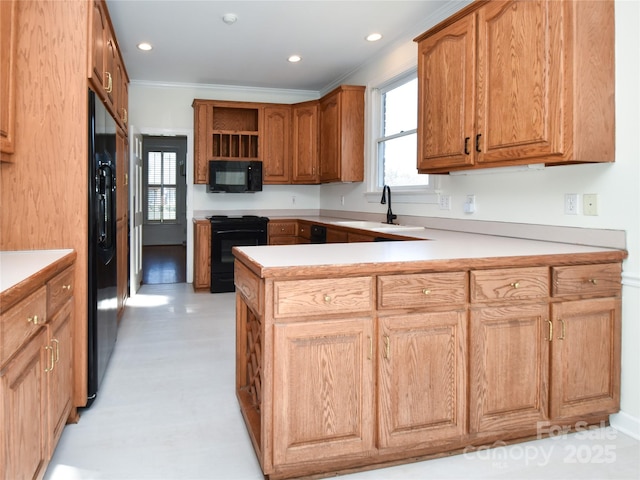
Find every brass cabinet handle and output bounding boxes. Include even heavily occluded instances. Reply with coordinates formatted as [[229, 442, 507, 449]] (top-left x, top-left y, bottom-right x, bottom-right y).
[[28, 315, 40, 325], [52, 338, 60, 363], [104, 71, 113, 93], [589, 278, 598, 285], [422, 288, 431, 295], [545, 318, 553, 342], [121, 108, 128, 124], [323, 294, 331, 303], [557, 319, 566, 340], [367, 336, 372, 360], [383, 335, 390, 359], [510, 282, 520, 289], [44, 345, 54, 373], [62, 284, 72, 291]]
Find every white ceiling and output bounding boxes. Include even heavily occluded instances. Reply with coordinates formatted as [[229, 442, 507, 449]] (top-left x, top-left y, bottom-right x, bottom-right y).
[[105, 0, 467, 92]]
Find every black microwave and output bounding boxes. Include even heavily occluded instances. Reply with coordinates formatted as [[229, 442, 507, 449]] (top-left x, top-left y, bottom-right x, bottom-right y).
[[208, 160, 262, 193]]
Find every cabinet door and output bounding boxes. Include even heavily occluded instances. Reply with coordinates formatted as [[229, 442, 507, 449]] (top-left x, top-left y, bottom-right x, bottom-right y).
[[476, 0, 564, 164], [550, 298, 621, 420], [193, 221, 211, 291], [378, 311, 467, 449], [319, 92, 340, 182], [417, 13, 475, 172], [469, 303, 549, 433], [263, 105, 291, 184], [0, 329, 48, 480], [292, 102, 319, 184], [273, 318, 375, 466], [116, 217, 128, 318], [0, 0, 17, 157], [47, 299, 73, 457], [90, 0, 106, 88]]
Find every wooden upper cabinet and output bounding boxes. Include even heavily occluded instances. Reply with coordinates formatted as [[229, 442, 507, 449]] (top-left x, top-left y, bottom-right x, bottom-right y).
[[319, 85, 365, 183], [292, 101, 319, 184], [0, 0, 17, 159], [415, 0, 615, 174], [89, 0, 128, 120], [263, 105, 291, 184]]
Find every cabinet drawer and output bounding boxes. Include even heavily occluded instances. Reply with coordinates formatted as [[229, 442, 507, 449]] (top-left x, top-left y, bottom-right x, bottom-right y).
[[378, 271, 467, 309], [471, 267, 549, 303], [48, 266, 75, 316], [268, 222, 296, 236], [1, 286, 47, 365], [297, 223, 311, 240], [552, 263, 621, 298], [235, 261, 263, 315], [274, 277, 373, 319]]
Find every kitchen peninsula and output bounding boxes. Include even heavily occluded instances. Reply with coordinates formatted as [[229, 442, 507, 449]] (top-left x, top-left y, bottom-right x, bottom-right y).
[[232, 230, 627, 479]]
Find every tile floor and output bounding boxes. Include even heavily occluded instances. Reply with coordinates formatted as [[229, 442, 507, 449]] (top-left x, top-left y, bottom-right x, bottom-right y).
[[45, 283, 640, 480]]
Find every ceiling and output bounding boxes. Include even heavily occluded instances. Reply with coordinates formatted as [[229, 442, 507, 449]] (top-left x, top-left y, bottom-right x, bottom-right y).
[[105, 0, 467, 92]]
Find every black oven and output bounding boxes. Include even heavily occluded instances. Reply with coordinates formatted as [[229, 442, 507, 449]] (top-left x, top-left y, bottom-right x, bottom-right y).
[[209, 215, 269, 293]]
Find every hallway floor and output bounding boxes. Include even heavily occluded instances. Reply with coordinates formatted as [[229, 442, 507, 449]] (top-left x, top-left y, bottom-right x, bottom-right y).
[[44, 284, 640, 480], [142, 245, 186, 284]]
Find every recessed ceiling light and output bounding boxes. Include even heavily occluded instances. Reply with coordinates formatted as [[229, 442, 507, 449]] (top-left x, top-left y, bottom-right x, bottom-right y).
[[222, 13, 238, 25], [366, 33, 383, 42], [288, 55, 302, 63], [137, 42, 153, 51]]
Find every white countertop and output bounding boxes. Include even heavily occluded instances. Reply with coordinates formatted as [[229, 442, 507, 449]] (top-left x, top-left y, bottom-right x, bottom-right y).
[[235, 225, 623, 270], [0, 249, 75, 293]]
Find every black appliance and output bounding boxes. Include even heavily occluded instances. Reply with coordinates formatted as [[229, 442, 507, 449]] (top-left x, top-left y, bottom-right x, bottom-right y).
[[310, 224, 327, 244], [208, 160, 263, 193], [209, 215, 269, 293], [87, 89, 118, 407]]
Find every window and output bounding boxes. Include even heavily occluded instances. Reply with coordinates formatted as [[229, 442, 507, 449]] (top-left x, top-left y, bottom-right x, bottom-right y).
[[376, 74, 430, 190], [146, 150, 177, 222]]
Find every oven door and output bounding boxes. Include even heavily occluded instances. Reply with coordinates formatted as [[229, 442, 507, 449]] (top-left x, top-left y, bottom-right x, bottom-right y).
[[210, 227, 267, 292]]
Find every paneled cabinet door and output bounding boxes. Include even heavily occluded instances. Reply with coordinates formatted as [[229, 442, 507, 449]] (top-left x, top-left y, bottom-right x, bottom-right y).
[[193, 220, 211, 291], [263, 105, 291, 184], [319, 91, 340, 182], [378, 310, 467, 449], [469, 303, 549, 433], [549, 298, 621, 420], [0, 0, 17, 157], [47, 299, 73, 457], [272, 318, 375, 466], [0, 329, 48, 480], [417, 12, 475, 171], [292, 101, 319, 184]]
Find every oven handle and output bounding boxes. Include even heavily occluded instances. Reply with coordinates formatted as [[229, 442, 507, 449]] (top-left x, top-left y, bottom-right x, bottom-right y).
[[212, 228, 266, 235]]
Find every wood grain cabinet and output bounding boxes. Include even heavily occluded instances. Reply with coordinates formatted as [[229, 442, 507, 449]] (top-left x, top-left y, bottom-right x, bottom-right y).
[[1, 261, 75, 480], [193, 220, 211, 291], [268, 220, 298, 245], [319, 85, 365, 183], [0, 0, 17, 158], [415, 0, 615, 174], [291, 101, 319, 184], [263, 106, 291, 184]]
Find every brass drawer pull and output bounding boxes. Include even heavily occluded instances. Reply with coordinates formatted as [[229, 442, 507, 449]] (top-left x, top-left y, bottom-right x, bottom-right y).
[[589, 278, 598, 285], [62, 284, 72, 291], [44, 345, 54, 373], [52, 338, 60, 363], [557, 319, 566, 340], [28, 315, 41, 325], [510, 282, 520, 289], [323, 295, 331, 303], [422, 289, 431, 295]]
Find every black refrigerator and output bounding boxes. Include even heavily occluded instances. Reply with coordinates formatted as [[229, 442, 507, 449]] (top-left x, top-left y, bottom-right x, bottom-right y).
[[87, 89, 118, 406]]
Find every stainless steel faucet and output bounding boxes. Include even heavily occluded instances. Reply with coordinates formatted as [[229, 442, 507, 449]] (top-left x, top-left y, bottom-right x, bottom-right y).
[[380, 185, 397, 224]]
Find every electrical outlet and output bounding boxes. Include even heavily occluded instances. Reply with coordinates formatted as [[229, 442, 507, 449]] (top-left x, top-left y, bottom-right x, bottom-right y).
[[464, 194, 476, 214], [583, 194, 599, 216], [564, 193, 579, 215], [439, 194, 451, 210], [291, 195, 296, 205], [340, 195, 345, 206]]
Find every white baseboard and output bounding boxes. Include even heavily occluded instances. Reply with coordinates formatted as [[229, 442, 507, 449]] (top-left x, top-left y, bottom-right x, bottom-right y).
[[610, 411, 640, 440]]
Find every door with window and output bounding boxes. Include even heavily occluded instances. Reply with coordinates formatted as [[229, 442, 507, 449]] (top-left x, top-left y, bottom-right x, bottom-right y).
[[142, 136, 187, 246]]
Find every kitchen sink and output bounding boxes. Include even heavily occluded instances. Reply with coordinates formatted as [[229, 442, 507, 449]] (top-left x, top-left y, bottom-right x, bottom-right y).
[[331, 220, 425, 232]]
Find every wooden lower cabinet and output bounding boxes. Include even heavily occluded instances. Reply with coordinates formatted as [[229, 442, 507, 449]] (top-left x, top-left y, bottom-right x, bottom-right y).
[[273, 317, 375, 466], [549, 297, 621, 420], [378, 311, 466, 449], [469, 303, 550, 433], [235, 258, 623, 479], [1, 328, 48, 480], [193, 220, 211, 291], [0, 259, 75, 480]]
